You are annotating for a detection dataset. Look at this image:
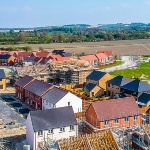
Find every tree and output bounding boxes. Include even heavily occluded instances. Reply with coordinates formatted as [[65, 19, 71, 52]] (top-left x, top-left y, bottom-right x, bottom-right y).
[[18, 32, 26, 42], [39, 47, 44, 51], [22, 46, 32, 52], [58, 34, 65, 42]]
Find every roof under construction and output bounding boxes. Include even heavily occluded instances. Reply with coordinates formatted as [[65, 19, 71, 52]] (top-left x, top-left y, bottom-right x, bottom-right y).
[[58, 130, 119, 150]]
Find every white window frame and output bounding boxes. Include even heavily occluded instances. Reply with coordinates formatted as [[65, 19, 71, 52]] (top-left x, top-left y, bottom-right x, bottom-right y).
[[124, 117, 129, 122], [48, 129, 53, 134], [134, 115, 137, 120], [114, 119, 119, 124], [38, 131, 43, 136], [70, 125, 74, 131], [104, 120, 109, 126], [60, 127, 65, 132]]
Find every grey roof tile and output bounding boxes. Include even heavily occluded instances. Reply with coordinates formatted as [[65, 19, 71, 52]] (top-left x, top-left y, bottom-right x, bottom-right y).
[[15, 75, 34, 87], [86, 70, 106, 81], [25, 79, 52, 96], [42, 87, 68, 104], [121, 79, 150, 92], [29, 106, 77, 131], [0, 69, 6, 78], [84, 83, 97, 92], [107, 76, 132, 86]]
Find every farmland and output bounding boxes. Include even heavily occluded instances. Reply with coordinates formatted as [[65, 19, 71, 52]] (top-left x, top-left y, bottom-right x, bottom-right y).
[[2, 39, 150, 55]]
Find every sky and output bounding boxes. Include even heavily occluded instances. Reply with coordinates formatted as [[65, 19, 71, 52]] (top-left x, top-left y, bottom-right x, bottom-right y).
[[0, 0, 150, 28]]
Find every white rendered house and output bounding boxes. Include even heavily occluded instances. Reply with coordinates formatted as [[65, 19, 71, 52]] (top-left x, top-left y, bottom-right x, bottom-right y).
[[26, 106, 78, 150], [42, 87, 82, 113]]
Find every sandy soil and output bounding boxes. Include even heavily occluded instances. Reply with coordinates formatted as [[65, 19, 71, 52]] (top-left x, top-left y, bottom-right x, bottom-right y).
[[2, 39, 150, 55]]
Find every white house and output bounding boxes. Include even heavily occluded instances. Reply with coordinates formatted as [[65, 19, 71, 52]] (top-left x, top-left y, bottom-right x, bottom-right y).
[[42, 87, 82, 113], [26, 106, 78, 150]]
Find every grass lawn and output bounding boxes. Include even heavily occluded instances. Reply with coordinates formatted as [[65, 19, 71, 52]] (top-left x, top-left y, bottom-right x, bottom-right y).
[[110, 62, 150, 80], [99, 61, 122, 69]]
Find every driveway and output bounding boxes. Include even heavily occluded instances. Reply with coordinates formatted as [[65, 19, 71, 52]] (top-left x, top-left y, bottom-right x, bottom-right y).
[[99, 56, 138, 73]]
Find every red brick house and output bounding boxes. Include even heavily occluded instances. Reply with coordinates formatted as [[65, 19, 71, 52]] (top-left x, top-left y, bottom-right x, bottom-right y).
[[15, 75, 34, 101], [24, 79, 53, 110], [85, 97, 142, 132], [14, 52, 31, 66]]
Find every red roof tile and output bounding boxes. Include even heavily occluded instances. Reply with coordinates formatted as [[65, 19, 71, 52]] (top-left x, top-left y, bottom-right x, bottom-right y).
[[88, 97, 141, 121], [97, 50, 113, 56], [34, 52, 50, 58], [16, 52, 31, 60], [79, 55, 98, 61], [95, 53, 108, 59]]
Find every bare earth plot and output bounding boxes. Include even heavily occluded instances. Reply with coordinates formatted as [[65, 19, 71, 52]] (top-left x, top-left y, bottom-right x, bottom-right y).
[[3, 39, 150, 55]]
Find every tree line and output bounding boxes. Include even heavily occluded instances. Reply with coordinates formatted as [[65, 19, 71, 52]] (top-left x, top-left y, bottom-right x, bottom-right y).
[[0, 27, 150, 44]]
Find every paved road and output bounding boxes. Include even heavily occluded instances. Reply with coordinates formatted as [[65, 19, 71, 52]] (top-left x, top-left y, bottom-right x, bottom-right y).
[[100, 56, 138, 73]]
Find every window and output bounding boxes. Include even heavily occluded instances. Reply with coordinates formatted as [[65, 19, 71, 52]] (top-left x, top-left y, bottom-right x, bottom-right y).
[[60, 127, 65, 132], [108, 83, 110, 87], [134, 115, 137, 120], [68, 102, 70, 106], [114, 119, 118, 124], [92, 92, 94, 97], [124, 117, 129, 122], [104, 120, 109, 126], [38, 131, 43, 136], [48, 129, 53, 134], [70, 125, 74, 130], [40, 75, 44, 78], [46, 100, 48, 105]]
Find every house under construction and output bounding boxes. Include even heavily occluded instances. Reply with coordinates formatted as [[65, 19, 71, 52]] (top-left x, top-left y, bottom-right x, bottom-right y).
[[49, 59, 93, 84], [58, 130, 119, 150]]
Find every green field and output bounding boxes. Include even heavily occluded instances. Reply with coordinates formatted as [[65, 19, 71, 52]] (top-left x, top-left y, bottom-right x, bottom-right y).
[[110, 62, 150, 80]]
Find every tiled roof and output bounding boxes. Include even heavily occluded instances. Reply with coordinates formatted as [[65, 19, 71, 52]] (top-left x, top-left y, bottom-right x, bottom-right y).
[[61, 52, 72, 57], [33, 57, 41, 63], [84, 83, 97, 92], [42, 87, 68, 104], [23, 56, 36, 62], [86, 70, 106, 81], [25, 79, 53, 96], [95, 53, 108, 59], [38, 57, 50, 64], [79, 55, 98, 61], [107, 76, 132, 86], [49, 54, 63, 60], [52, 50, 65, 55], [137, 93, 150, 105], [35, 52, 50, 57], [29, 106, 77, 131], [121, 79, 150, 92], [97, 50, 113, 56], [15, 75, 34, 87], [0, 54, 11, 60], [0, 69, 6, 78], [89, 97, 141, 121]]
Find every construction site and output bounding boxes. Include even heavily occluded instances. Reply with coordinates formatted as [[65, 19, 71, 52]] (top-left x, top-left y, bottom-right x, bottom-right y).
[[10, 58, 93, 85]]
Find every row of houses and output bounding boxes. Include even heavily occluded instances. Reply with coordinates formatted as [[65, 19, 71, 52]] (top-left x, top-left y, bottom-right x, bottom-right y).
[[84, 70, 150, 100], [0, 49, 114, 67], [15, 75, 82, 114]]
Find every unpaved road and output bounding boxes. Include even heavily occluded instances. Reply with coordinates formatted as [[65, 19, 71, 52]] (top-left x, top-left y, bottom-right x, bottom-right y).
[[100, 56, 138, 73]]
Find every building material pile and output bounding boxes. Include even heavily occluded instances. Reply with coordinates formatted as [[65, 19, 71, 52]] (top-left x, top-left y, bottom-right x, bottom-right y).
[[58, 130, 119, 150]]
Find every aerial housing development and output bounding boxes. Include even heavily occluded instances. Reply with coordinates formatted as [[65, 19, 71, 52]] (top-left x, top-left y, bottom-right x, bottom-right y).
[[0, 47, 150, 150]]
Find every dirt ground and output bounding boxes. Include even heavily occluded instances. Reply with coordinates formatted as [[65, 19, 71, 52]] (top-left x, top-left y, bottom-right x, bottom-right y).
[[3, 39, 150, 55]]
